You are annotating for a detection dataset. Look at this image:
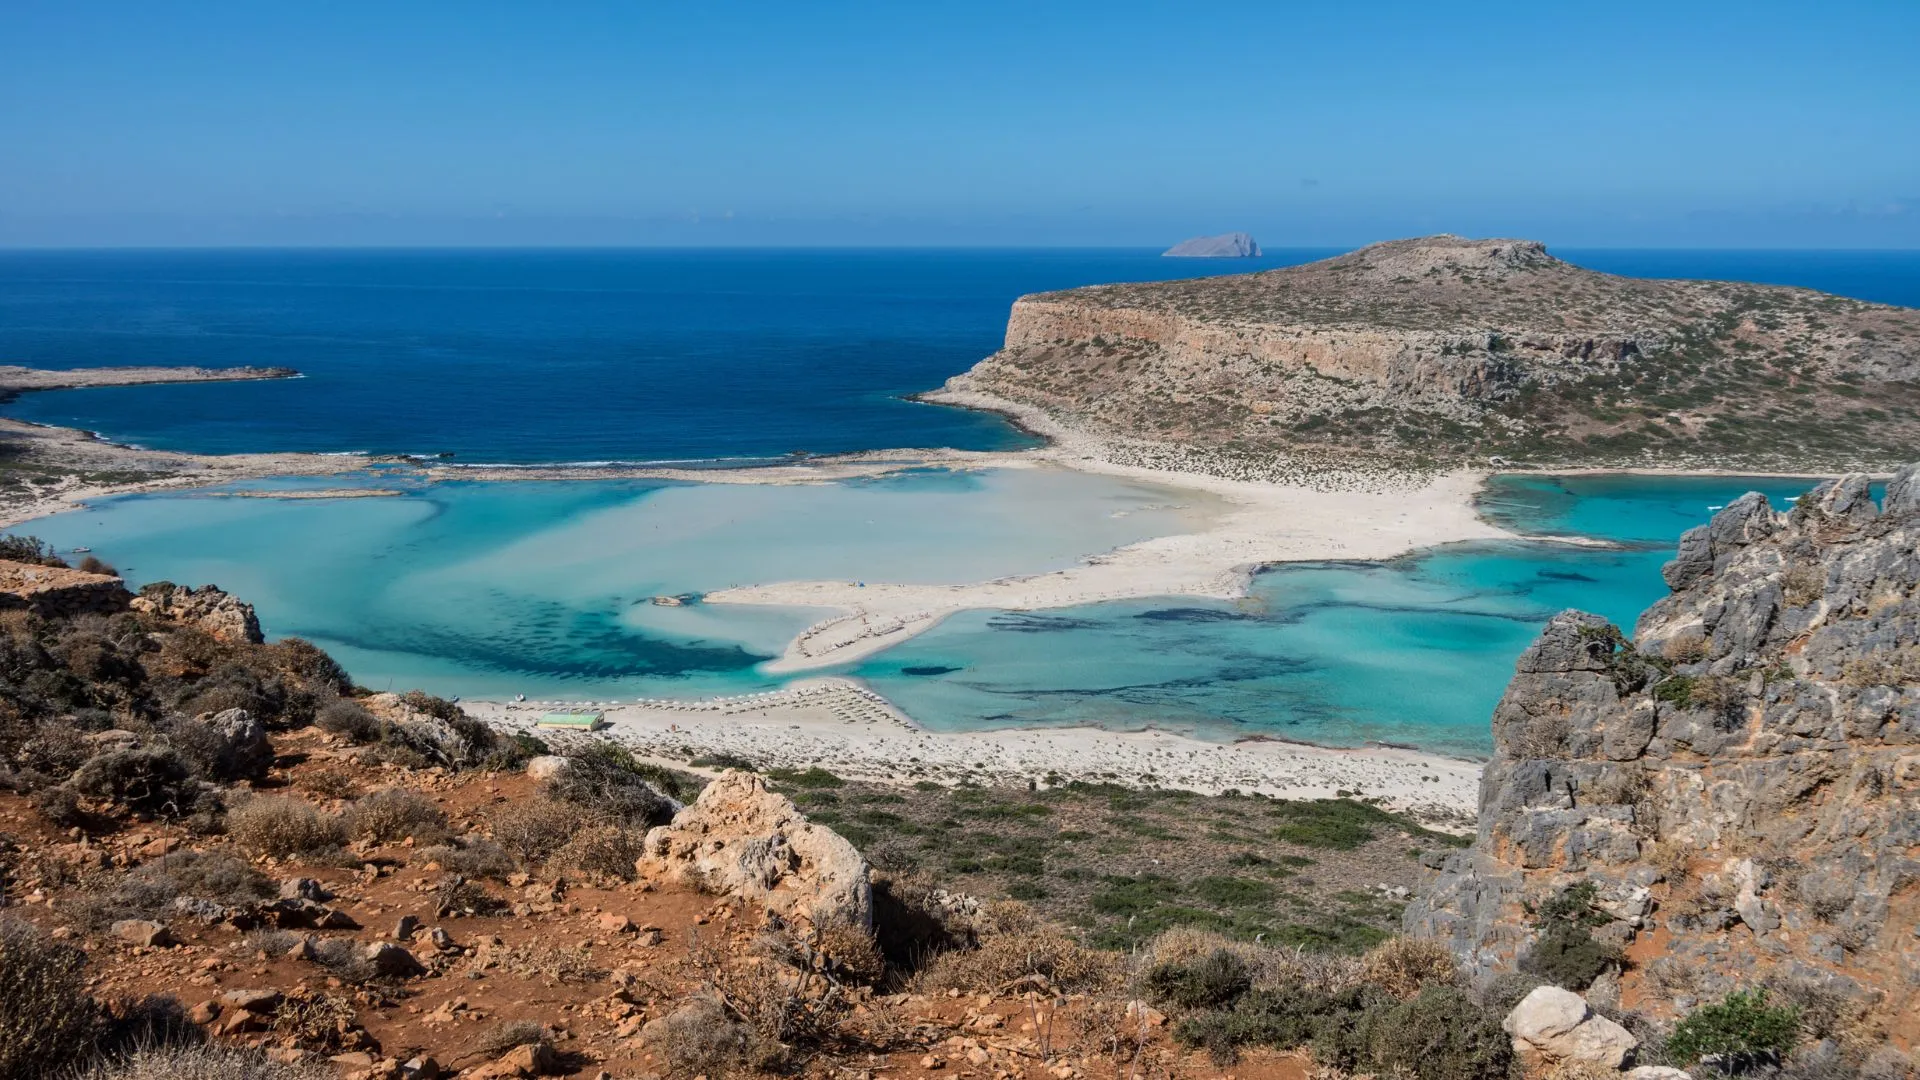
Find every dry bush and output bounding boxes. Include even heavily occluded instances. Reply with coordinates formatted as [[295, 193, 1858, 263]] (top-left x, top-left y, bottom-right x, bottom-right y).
[[1508, 715, 1572, 760], [416, 836, 515, 880], [0, 916, 103, 1080], [1780, 564, 1826, 608], [309, 939, 374, 984], [1135, 927, 1364, 995], [431, 877, 510, 917], [341, 787, 448, 844], [551, 824, 648, 883], [70, 748, 199, 816], [1660, 631, 1712, 663], [1647, 838, 1695, 884], [270, 987, 362, 1052], [227, 796, 346, 859], [314, 699, 381, 743], [487, 798, 594, 865], [649, 995, 782, 1078], [80, 1043, 332, 1080], [1544, 1060, 1623, 1080], [1359, 936, 1460, 999], [475, 1019, 547, 1057], [297, 767, 363, 800], [918, 901, 1121, 994]]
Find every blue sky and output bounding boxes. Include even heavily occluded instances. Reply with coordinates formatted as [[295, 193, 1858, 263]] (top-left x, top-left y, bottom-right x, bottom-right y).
[[2, 1, 1915, 247]]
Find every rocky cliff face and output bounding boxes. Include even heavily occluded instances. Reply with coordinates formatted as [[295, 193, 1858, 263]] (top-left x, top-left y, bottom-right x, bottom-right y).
[[1406, 469, 1920, 1032], [943, 235, 1920, 471]]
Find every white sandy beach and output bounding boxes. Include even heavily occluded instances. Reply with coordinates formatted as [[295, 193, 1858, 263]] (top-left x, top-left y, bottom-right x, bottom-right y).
[[463, 678, 1481, 822], [706, 462, 1513, 672]]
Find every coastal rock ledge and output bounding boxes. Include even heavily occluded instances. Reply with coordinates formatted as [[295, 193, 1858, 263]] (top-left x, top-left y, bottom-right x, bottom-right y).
[[1407, 467, 1920, 1019]]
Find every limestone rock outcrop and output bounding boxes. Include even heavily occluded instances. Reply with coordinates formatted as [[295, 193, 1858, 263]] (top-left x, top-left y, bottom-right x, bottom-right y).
[[1503, 986, 1637, 1068], [1407, 470, 1920, 1015], [638, 770, 873, 931], [130, 581, 264, 644]]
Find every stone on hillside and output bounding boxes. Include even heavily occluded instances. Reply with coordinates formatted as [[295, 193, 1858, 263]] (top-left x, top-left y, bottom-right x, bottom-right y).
[[111, 919, 171, 947], [364, 940, 427, 978], [525, 755, 571, 782], [1502, 986, 1636, 1067], [1628, 1068, 1694, 1080], [638, 770, 873, 930], [199, 707, 273, 778]]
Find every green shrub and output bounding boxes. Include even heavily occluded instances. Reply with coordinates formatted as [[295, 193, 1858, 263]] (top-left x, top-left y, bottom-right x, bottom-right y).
[[1142, 949, 1252, 1010], [1666, 990, 1800, 1070], [545, 746, 677, 828], [1347, 985, 1515, 1080], [768, 766, 845, 789], [0, 535, 69, 567], [1520, 881, 1623, 990], [1175, 984, 1360, 1064], [1269, 799, 1393, 849], [0, 917, 102, 1079], [314, 699, 380, 743]]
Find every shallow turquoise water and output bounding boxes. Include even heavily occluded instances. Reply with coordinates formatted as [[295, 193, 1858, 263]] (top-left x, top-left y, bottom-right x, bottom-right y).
[[23, 470, 1823, 756]]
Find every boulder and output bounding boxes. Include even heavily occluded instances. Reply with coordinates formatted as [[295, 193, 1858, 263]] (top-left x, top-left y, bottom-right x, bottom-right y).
[[111, 919, 171, 947], [1628, 1069, 1694, 1080], [222, 988, 285, 1014], [364, 940, 427, 978], [206, 707, 273, 775], [638, 770, 873, 930], [1503, 986, 1637, 1068], [525, 755, 571, 782]]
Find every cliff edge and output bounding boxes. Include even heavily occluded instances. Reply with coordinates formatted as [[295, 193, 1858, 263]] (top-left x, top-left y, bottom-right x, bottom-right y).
[[1407, 468, 1920, 1040], [943, 235, 1920, 472]]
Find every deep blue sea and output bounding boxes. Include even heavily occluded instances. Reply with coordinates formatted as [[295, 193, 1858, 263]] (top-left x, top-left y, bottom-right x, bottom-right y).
[[6, 247, 1917, 755], [3, 248, 1916, 462]]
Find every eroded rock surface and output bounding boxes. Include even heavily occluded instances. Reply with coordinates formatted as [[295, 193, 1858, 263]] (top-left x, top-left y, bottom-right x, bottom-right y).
[[1408, 470, 1920, 1014], [639, 770, 873, 930]]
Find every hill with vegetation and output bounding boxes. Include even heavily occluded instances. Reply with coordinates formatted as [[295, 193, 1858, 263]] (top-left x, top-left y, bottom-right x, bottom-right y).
[[940, 236, 1920, 473]]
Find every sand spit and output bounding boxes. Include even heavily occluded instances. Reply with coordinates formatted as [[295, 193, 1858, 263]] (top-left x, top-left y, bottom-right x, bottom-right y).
[[463, 679, 1480, 821], [707, 464, 1513, 672]]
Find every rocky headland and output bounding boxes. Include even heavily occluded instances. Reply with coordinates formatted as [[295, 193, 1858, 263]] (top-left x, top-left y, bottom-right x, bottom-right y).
[[938, 235, 1920, 475]]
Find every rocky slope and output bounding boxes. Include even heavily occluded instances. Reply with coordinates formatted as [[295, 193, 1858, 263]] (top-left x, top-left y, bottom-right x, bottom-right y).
[[942, 235, 1920, 472], [1407, 468, 1920, 1045]]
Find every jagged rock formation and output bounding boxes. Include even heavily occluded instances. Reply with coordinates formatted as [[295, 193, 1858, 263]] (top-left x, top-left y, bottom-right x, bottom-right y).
[[1163, 232, 1261, 258], [639, 770, 874, 931], [942, 235, 1920, 471], [128, 581, 264, 644], [1407, 469, 1920, 1027]]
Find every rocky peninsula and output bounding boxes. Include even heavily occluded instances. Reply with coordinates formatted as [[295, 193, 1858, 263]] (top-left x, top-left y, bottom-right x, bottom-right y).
[[940, 235, 1920, 476]]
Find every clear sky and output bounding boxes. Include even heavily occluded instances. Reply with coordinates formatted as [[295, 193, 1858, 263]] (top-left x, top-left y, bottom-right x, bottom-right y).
[[2, 1, 1915, 248]]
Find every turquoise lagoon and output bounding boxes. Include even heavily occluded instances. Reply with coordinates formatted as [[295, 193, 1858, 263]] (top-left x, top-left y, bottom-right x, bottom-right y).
[[23, 469, 1823, 758]]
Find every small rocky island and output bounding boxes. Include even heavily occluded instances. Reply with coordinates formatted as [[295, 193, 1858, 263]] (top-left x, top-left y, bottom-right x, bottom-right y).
[[1162, 231, 1262, 258]]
